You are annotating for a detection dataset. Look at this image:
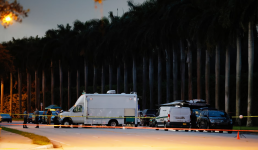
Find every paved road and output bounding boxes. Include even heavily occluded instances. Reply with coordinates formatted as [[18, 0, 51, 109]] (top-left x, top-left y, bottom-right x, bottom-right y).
[[1, 121, 258, 150]]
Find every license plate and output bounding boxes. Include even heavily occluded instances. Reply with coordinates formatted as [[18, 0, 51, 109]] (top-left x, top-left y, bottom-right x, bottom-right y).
[[183, 123, 186, 125]]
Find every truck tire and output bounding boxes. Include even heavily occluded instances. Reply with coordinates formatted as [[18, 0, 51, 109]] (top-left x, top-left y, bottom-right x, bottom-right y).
[[108, 120, 118, 127], [155, 123, 159, 130], [62, 120, 71, 128]]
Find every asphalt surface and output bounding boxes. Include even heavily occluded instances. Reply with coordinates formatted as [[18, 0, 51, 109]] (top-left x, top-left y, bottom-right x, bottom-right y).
[[1, 121, 258, 150]]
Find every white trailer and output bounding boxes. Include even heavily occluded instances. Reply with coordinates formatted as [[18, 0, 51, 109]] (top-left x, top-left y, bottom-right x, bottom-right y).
[[59, 91, 138, 128]]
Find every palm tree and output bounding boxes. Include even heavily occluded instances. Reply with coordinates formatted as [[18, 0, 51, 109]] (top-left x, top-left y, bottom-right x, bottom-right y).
[[186, 40, 193, 100], [205, 50, 210, 104], [173, 45, 178, 101], [196, 41, 202, 99], [180, 40, 185, 100], [215, 45, 220, 109]]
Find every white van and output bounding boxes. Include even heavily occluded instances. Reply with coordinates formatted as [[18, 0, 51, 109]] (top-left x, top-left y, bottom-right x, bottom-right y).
[[154, 106, 191, 130], [59, 91, 138, 128]]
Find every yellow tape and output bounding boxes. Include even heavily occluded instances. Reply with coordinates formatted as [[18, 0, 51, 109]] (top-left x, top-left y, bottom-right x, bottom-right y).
[[0, 113, 155, 118]]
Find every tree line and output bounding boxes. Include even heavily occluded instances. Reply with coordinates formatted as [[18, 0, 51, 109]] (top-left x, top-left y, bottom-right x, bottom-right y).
[[0, 0, 257, 126]]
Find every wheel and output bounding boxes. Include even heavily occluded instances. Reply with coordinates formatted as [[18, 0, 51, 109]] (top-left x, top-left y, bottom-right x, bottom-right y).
[[155, 123, 159, 130], [219, 131, 223, 133], [228, 131, 232, 134], [185, 130, 188, 132], [62, 120, 71, 128], [135, 124, 138, 127], [198, 122, 204, 132], [108, 120, 118, 127], [164, 123, 168, 131], [207, 124, 211, 132]]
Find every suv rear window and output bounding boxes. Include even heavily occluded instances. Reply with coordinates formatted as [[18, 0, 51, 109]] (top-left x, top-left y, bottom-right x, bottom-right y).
[[1, 114, 10, 117], [208, 111, 227, 117]]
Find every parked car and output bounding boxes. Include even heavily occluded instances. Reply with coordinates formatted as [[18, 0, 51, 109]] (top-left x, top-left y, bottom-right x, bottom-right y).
[[28, 113, 33, 123], [197, 110, 233, 133], [154, 106, 191, 131], [0, 114, 12, 123], [140, 109, 157, 126], [32, 111, 46, 123]]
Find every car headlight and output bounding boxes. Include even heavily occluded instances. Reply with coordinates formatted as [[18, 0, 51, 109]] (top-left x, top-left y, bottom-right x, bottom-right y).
[[210, 119, 215, 123]]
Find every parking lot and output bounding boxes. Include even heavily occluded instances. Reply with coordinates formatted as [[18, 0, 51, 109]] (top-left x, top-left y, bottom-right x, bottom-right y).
[[1, 121, 258, 150]]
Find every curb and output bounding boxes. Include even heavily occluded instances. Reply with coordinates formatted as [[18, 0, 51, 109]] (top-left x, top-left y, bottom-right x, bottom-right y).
[[32, 144, 53, 149]]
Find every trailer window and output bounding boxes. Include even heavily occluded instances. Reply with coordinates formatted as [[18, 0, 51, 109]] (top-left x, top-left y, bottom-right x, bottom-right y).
[[73, 105, 83, 112]]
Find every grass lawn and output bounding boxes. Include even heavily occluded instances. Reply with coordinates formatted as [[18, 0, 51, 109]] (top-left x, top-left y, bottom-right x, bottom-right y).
[[233, 126, 258, 130], [0, 126, 51, 145]]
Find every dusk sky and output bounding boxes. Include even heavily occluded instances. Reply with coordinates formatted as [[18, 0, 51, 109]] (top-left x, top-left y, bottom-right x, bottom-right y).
[[0, 0, 146, 42]]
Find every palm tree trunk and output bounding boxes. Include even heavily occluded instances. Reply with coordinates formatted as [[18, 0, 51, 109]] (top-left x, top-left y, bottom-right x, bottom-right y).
[[84, 58, 88, 93], [142, 56, 147, 109], [10, 73, 13, 115], [133, 56, 137, 92], [27, 70, 31, 113], [166, 49, 171, 103], [158, 50, 162, 105], [35, 70, 38, 110], [197, 41, 201, 99], [247, 21, 254, 127], [236, 32, 241, 120], [101, 64, 105, 93], [93, 66, 96, 93], [173, 45, 178, 101], [215, 45, 220, 109], [51, 60, 54, 105], [149, 53, 154, 109], [42, 70, 46, 110], [124, 62, 128, 93], [37, 75, 40, 110], [225, 47, 230, 113], [187, 40, 193, 100], [77, 69, 80, 98], [68, 68, 71, 109], [59, 60, 63, 108], [1, 77, 4, 113], [180, 40, 185, 100], [205, 50, 210, 104], [117, 65, 121, 93], [18, 69, 22, 117], [109, 64, 112, 90]]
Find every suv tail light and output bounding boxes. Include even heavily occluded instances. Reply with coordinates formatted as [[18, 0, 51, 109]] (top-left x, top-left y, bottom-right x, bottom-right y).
[[145, 115, 147, 117], [168, 114, 170, 122]]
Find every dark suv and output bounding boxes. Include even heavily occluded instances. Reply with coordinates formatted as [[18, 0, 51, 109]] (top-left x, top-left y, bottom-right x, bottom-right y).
[[197, 110, 233, 133], [140, 109, 157, 126]]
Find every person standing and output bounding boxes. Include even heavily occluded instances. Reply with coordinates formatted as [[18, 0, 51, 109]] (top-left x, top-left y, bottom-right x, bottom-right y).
[[23, 109, 28, 128], [35, 108, 39, 128], [47, 109, 52, 125]]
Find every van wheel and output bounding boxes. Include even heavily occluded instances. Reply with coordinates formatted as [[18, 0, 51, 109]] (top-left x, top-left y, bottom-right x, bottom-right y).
[[228, 131, 232, 134], [219, 131, 223, 133], [155, 123, 159, 130], [164, 123, 168, 131], [62, 120, 71, 128], [108, 120, 118, 127]]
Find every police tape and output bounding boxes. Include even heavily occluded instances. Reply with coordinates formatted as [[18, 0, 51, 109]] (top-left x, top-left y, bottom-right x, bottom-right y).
[[0, 113, 155, 118]]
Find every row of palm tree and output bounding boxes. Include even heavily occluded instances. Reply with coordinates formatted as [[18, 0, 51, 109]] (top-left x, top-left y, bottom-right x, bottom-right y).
[[0, 0, 257, 126]]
